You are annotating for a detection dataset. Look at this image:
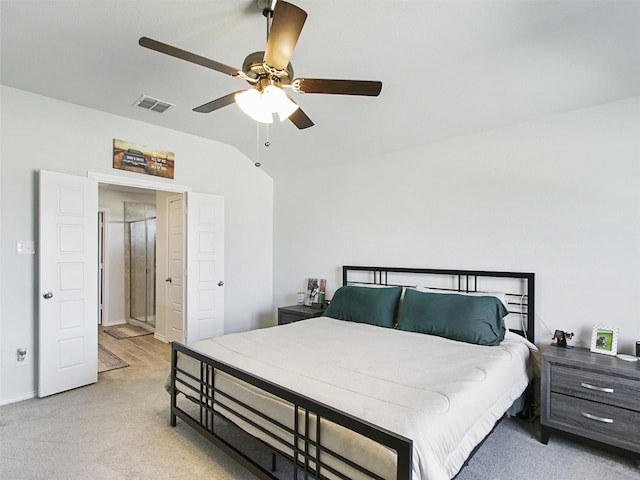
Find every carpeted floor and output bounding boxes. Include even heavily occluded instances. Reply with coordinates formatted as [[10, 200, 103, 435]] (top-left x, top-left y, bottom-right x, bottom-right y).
[[1, 354, 638, 480]]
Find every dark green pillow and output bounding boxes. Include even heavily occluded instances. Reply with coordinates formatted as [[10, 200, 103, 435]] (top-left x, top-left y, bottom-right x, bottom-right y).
[[323, 286, 402, 328], [397, 289, 508, 345]]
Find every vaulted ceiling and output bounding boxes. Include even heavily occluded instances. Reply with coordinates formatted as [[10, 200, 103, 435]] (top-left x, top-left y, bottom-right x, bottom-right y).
[[2, 1, 639, 178]]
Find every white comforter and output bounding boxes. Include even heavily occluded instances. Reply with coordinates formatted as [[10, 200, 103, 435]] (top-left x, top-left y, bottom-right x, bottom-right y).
[[187, 317, 535, 480]]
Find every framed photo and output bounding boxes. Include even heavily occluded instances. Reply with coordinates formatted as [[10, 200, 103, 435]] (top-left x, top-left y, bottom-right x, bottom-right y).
[[304, 278, 326, 306], [590, 325, 619, 356]]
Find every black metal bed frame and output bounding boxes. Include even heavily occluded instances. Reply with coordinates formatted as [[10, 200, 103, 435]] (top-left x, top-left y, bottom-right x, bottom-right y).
[[343, 266, 535, 341], [169, 266, 535, 480], [171, 342, 412, 479]]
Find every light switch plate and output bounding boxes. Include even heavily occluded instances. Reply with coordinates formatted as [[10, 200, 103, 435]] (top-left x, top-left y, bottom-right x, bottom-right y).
[[17, 241, 35, 255]]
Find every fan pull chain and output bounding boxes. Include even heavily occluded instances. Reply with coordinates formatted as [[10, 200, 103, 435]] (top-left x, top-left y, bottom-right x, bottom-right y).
[[255, 121, 261, 167], [265, 123, 271, 147], [254, 122, 271, 168]]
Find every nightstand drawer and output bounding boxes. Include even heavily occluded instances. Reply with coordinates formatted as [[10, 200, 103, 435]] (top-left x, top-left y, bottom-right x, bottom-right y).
[[277, 305, 325, 325], [279, 311, 307, 325], [551, 364, 640, 412], [549, 393, 640, 453]]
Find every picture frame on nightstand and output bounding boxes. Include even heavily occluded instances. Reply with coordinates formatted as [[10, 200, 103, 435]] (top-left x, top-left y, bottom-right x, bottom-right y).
[[589, 325, 619, 356]]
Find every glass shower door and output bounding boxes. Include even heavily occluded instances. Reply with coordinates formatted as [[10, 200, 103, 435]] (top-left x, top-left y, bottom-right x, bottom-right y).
[[129, 216, 156, 327]]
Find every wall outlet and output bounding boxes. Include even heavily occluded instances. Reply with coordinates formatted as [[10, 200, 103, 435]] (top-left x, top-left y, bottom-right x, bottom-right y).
[[16, 348, 28, 367]]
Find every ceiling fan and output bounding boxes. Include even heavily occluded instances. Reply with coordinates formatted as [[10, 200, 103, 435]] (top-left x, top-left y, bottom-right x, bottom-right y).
[[139, 0, 382, 129]]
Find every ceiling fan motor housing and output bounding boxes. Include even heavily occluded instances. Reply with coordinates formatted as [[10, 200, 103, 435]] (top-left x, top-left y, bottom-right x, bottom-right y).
[[243, 51, 294, 85]]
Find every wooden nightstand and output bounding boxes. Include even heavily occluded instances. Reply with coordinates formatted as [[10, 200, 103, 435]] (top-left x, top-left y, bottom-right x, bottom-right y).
[[541, 346, 640, 459], [277, 305, 325, 325]]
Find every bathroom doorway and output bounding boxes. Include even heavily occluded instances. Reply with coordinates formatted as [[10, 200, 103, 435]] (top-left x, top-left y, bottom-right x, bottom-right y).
[[97, 185, 160, 335], [125, 202, 156, 329]]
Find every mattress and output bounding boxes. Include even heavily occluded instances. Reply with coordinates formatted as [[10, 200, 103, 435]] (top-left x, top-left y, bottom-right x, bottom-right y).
[[179, 317, 536, 480]]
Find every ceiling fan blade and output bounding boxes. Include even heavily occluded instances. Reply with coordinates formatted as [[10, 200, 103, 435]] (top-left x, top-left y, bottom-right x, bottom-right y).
[[263, 1, 307, 71], [289, 107, 314, 129], [294, 79, 382, 96], [139, 37, 240, 77], [193, 91, 245, 113]]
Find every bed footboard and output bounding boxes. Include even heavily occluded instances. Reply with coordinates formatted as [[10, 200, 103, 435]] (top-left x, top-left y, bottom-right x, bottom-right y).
[[170, 342, 413, 480]]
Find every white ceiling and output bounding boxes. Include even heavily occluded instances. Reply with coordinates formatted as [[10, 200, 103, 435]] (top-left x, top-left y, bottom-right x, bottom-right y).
[[2, 1, 639, 178]]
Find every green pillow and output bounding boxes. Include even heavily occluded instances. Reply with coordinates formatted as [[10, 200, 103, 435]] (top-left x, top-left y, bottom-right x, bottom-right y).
[[397, 289, 508, 345], [323, 285, 402, 328]]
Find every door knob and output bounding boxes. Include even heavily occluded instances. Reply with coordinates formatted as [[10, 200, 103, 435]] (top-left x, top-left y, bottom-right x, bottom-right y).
[[165, 277, 172, 283], [218, 281, 224, 286], [43, 292, 53, 299]]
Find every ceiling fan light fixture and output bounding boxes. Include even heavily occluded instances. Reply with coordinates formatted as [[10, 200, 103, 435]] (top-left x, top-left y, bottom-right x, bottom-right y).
[[235, 85, 299, 124], [263, 85, 299, 121], [235, 88, 273, 123]]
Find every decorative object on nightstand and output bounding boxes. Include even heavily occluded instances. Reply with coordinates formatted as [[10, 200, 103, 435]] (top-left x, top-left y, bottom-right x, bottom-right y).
[[277, 305, 325, 325], [589, 325, 619, 356], [304, 278, 326, 307], [616, 353, 638, 362], [551, 329, 574, 348], [541, 346, 640, 461]]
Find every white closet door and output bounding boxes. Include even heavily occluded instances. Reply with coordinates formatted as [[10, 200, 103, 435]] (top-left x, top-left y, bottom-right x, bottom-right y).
[[185, 192, 224, 344], [166, 195, 184, 343]]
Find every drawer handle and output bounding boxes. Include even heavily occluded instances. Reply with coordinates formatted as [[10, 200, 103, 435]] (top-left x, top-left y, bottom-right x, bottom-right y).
[[580, 382, 614, 393], [581, 412, 613, 424]]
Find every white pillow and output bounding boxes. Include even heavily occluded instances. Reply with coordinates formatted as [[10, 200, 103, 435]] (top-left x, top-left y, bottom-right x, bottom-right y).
[[349, 283, 402, 288], [414, 286, 509, 309]]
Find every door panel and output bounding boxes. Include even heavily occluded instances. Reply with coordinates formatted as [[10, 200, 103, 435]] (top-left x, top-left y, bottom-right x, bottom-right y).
[[39, 170, 98, 397], [166, 196, 184, 343], [185, 192, 224, 344]]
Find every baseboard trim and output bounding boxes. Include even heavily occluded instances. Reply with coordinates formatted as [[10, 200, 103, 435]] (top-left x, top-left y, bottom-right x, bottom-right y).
[[102, 320, 127, 327], [154, 333, 168, 343], [1, 391, 35, 406]]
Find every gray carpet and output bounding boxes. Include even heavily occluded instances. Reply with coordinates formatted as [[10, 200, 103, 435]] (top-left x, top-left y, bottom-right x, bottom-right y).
[[1, 359, 637, 480], [456, 419, 638, 480]]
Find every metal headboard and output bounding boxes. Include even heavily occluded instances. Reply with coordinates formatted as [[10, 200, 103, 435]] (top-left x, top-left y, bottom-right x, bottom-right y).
[[342, 266, 535, 342]]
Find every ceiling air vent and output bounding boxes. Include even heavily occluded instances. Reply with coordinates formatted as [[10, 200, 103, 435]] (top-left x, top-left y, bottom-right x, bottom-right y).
[[133, 95, 174, 113]]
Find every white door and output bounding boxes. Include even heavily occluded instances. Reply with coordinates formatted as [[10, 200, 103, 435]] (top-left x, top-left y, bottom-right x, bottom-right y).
[[166, 195, 184, 343], [39, 170, 98, 397], [97, 209, 107, 326], [185, 192, 224, 344]]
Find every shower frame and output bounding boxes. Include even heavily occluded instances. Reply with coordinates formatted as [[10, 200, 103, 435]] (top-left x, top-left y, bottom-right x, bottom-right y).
[[125, 202, 157, 328]]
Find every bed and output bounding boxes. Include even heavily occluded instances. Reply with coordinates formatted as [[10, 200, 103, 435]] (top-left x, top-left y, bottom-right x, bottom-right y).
[[169, 266, 537, 480]]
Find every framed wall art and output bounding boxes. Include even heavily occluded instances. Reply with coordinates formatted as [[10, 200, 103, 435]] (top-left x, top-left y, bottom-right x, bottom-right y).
[[589, 325, 619, 356], [113, 139, 175, 179]]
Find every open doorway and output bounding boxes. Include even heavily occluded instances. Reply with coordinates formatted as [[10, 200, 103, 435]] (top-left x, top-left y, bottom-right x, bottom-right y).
[[98, 185, 159, 334], [38, 170, 224, 395], [97, 184, 174, 374]]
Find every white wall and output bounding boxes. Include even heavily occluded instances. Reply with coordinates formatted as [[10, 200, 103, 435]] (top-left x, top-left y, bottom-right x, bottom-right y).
[[274, 97, 640, 352], [0, 86, 273, 404]]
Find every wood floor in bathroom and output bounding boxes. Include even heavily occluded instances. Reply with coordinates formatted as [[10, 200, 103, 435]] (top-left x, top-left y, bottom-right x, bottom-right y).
[[98, 326, 170, 373]]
